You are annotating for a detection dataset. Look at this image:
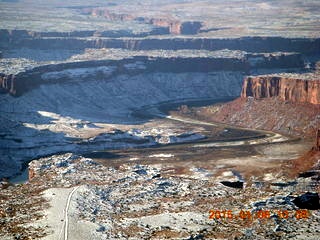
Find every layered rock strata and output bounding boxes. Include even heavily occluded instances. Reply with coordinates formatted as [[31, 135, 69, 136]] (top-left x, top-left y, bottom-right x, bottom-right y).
[[199, 72, 320, 138], [0, 56, 248, 96], [0, 52, 304, 97], [242, 74, 320, 104], [0, 31, 319, 54]]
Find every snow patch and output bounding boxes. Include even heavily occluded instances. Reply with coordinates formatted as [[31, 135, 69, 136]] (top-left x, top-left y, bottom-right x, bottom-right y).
[[42, 66, 116, 81], [149, 153, 174, 158]]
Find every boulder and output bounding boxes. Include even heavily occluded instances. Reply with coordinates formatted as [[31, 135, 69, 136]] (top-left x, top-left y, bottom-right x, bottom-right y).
[[292, 192, 320, 210]]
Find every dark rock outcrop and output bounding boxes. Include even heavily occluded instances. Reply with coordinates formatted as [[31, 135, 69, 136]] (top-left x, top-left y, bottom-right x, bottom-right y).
[[180, 22, 203, 35], [220, 181, 244, 189], [293, 192, 320, 210], [298, 171, 319, 178]]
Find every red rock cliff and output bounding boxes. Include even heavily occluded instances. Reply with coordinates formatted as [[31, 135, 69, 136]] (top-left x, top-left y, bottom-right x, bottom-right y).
[[241, 75, 320, 104]]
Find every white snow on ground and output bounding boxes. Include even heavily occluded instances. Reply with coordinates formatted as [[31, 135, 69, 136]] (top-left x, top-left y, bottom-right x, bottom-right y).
[[122, 211, 208, 232], [30, 155, 215, 239], [40, 186, 108, 240], [24, 111, 100, 136], [41, 187, 72, 240], [27, 151, 318, 239], [128, 128, 205, 144], [42, 66, 117, 81], [188, 167, 214, 180], [167, 115, 218, 126], [149, 153, 174, 158], [193, 133, 289, 148]]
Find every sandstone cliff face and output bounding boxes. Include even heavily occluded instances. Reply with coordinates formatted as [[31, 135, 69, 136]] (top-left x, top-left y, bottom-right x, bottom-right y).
[[89, 8, 135, 21], [242, 76, 320, 104]]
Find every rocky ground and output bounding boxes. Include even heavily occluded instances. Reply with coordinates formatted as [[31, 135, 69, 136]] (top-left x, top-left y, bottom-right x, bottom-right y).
[[1, 147, 319, 239], [0, 81, 319, 239], [0, 104, 319, 239]]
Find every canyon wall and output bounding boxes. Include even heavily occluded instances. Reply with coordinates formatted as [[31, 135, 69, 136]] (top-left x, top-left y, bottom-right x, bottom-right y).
[[16, 37, 320, 53], [0, 71, 244, 178], [205, 72, 319, 137], [0, 53, 305, 97], [0, 29, 167, 42], [0, 56, 249, 96], [0, 31, 319, 54], [241, 75, 320, 104]]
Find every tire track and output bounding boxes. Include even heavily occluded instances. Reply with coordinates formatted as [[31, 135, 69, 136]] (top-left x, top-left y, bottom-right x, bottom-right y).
[[64, 186, 80, 240]]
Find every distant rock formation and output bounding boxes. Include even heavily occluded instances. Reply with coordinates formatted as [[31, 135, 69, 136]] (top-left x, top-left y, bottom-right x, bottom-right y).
[[147, 18, 202, 35], [0, 74, 15, 94], [220, 181, 244, 189], [80, 8, 202, 35], [241, 75, 320, 104]]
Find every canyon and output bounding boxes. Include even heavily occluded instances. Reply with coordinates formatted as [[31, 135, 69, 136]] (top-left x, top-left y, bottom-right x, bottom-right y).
[[0, 52, 304, 96], [0, 0, 319, 239]]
